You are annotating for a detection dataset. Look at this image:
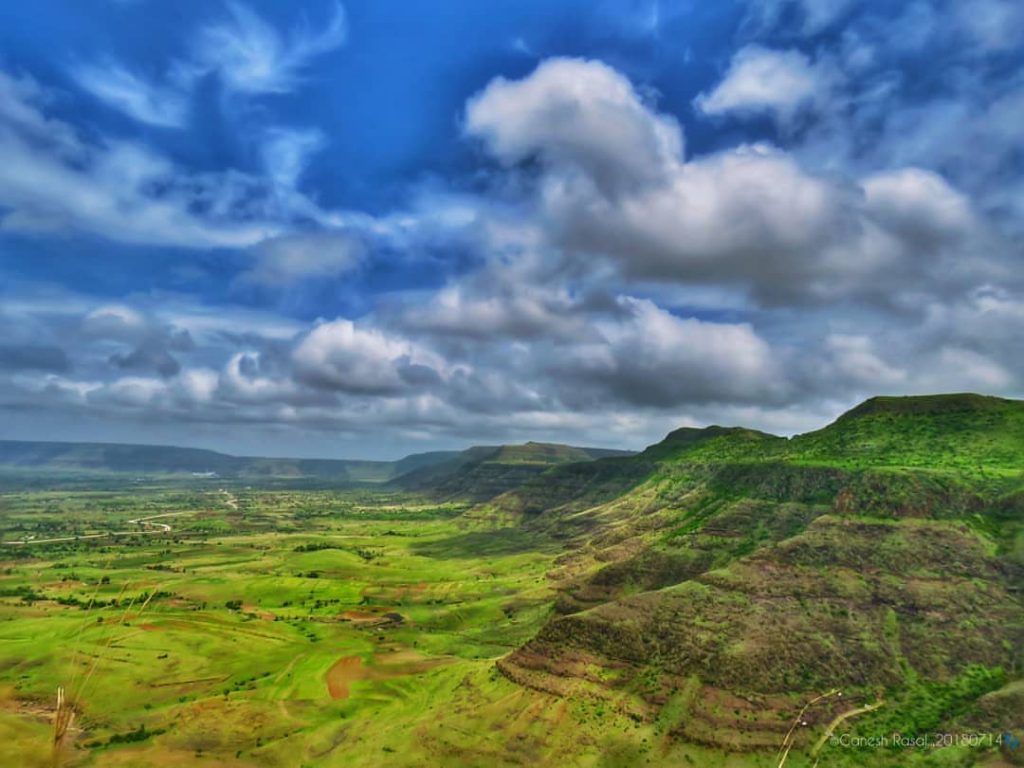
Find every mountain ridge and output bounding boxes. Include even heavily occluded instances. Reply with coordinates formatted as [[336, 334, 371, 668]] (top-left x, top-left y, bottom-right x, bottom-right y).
[[485, 393, 1024, 754]]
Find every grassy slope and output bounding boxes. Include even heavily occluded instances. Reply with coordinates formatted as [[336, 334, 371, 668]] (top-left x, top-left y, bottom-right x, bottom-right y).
[[496, 394, 1024, 765]]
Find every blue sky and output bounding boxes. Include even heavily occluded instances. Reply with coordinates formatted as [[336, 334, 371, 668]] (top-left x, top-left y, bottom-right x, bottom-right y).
[[0, 0, 1022, 458]]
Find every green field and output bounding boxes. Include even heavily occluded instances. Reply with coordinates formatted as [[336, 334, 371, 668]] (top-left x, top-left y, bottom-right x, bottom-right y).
[[0, 487, 695, 767]]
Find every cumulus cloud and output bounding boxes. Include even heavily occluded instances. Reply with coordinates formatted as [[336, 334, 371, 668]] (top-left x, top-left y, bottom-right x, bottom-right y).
[[466, 57, 683, 194], [292, 319, 444, 395], [695, 46, 834, 123], [861, 168, 974, 245], [548, 298, 788, 408], [817, 335, 907, 388], [81, 305, 150, 342], [393, 253, 605, 342], [466, 58, 981, 306], [3, 272, 1022, 452], [81, 305, 193, 379], [2, 4, 1023, 454]]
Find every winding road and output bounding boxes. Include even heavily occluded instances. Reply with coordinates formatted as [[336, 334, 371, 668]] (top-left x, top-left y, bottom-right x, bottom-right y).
[[2, 511, 195, 546], [3, 490, 240, 547]]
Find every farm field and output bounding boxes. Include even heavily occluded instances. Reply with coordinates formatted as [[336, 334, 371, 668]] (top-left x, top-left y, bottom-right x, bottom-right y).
[[0, 488, 698, 767]]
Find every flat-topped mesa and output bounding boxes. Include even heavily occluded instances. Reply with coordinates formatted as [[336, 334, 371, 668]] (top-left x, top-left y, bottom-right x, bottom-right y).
[[390, 441, 635, 501], [788, 393, 1024, 471], [836, 392, 1016, 420], [640, 425, 782, 463]]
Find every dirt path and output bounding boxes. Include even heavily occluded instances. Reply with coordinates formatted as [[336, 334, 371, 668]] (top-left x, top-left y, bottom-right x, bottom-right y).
[[810, 700, 885, 760], [776, 689, 841, 768]]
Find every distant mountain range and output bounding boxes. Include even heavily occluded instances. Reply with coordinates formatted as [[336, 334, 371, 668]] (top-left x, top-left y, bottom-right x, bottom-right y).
[[0, 438, 633, 488]]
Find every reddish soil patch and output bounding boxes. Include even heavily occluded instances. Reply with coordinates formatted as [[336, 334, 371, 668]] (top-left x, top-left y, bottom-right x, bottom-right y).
[[326, 655, 364, 700], [325, 651, 452, 700]]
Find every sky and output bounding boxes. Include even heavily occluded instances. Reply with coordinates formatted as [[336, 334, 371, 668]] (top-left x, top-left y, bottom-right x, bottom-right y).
[[0, 0, 1022, 459]]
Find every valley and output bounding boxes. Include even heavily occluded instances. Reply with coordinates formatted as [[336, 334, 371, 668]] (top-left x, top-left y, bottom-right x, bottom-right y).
[[0, 394, 1022, 767]]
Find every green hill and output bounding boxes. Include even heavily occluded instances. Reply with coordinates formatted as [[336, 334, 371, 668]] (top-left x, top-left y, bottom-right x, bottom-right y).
[[490, 394, 1024, 758], [392, 441, 635, 500], [785, 393, 1024, 473]]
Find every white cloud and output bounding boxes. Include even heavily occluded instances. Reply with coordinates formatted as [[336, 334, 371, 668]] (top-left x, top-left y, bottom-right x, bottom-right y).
[[925, 347, 1013, 390], [695, 46, 832, 123], [746, 0, 855, 35], [466, 58, 983, 306], [176, 368, 219, 404], [551, 298, 788, 407], [955, 0, 1024, 52], [81, 305, 149, 342], [74, 61, 190, 128], [72, 2, 349, 129], [0, 70, 290, 247], [862, 168, 974, 244], [466, 57, 683, 193], [820, 334, 907, 387], [262, 127, 325, 188], [394, 255, 598, 341], [195, 1, 347, 95], [292, 318, 443, 395], [91, 375, 166, 408], [3, 29, 1023, 454], [217, 352, 297, 404]]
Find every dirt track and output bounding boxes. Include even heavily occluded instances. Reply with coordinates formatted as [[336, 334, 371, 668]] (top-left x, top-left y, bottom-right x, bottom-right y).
[[3, 511, 195, 546]]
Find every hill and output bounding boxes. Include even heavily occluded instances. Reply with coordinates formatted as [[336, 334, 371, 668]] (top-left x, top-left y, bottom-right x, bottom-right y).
[[391, 441, 635, 501], [489, 394, 1024, 756]]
